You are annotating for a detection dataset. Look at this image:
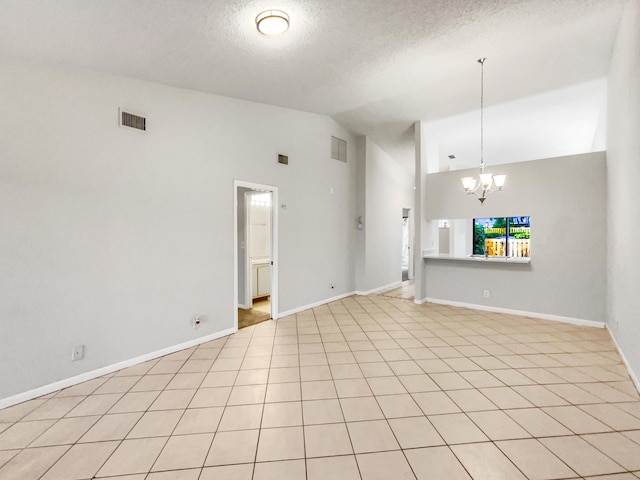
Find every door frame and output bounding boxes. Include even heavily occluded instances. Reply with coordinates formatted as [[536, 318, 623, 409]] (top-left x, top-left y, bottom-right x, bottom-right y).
[[233, 180, 279, 331]]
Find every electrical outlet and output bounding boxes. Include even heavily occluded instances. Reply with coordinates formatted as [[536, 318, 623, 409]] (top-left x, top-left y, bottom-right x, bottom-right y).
[[71, 345, 85, 361], [483, 289, 490, 298], [192, 315, 202, 329]]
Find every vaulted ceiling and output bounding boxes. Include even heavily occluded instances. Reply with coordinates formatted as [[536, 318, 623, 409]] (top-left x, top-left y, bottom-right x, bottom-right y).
[[0, 0, 626, 172]]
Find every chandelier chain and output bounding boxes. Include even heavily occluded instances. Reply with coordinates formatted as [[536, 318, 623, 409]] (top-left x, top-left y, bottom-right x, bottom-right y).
[[479, 57, 485, 170]]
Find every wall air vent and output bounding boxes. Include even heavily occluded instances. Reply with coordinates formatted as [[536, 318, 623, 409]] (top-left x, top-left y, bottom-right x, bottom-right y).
[[277, 154, 289, 165], [331, 136, 347, 163], [119, 108, 146, 131]]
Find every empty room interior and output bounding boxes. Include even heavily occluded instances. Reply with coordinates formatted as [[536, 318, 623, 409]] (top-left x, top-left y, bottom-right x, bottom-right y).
[[1, 0, 640, 479]]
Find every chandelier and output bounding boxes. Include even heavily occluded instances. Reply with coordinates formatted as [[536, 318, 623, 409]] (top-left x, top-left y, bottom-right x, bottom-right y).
[[460, 58, 506, 204]]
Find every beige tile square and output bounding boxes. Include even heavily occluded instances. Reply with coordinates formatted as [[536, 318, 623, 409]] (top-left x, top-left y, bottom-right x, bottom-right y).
[[78, 412, 142, 443], [301, 380, 337, 400], [334, 378, 372, 398], [0, 420, 55, 449], [109, 391, 161, 413], [468, 410, 531, 440], [97, 437, 168, 476], [580, 404, 640, 430], [430, 372, 474, 390], [543, 405, 611, 434], [300, 365, 332, 381], [511, 385, 569, 407], [368, 376, 406, 395], [127, 409, 183, 438], [148, 360, 185, 375], [261, 402, 302, 428], [256, 426, 304, 461], [359, 362, 395, 378], [211, 358, 243, 371], [388, 360, 422, 375], [412, 391, 461, 415], [30, 416, 99, 446], [478, 387, 534, 409], [397, 374, 440, 393], [356, 450, 416, 480], [340, 397, 384, 421], [253, 459, 305, 480], [270, 354, 299, 368], [227, 384, 266, 405], [376, 394, 422, 418], [346, 420, 399, 453], [174, 407, 223, 434], [166, 372, 206, 390], [496, 439, 576, 480], [0, 445, 69, 480], [540, 436, 625, 477], [306, 455, 361, 480], [129, 374, 173, 392], [268, 367, 300, 384], [353, 351, 385, 364], [218, 404, 263, 431], [446, 389, 497, 412], [488, 369, 536, 386], [187, 387, 229, 408], [583, 432, 640, 470], [330, 363, 364, 379], [265, 382, 301, 403], [452, 442, 527, 480], [204, 429, 259, 466], [405, 446, 472, 480], [152, 432, 213, 471], [40, 441, 119, 480], [429, 413, 489, 444], [459, 370, 504, 388], [304, 423, 353, 457], [24, 397, 85, 421], [302, 399, 344, 425], [388, 416, 444, 448], [234, 369, 269, 386], [505, 408, 571, 437], [201, 371, 237, 388]]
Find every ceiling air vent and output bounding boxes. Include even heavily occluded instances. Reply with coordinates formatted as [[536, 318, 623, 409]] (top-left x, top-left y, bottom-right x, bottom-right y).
[[331, 136, 347, 163], [119, 108, 146, 131]]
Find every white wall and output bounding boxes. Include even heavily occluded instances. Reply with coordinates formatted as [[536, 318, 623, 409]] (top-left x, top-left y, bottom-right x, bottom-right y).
[[606, 0, 640, 383], [423, 153, 607, 323], [356, 137, 414, 293], [0, 63, 357, 400]]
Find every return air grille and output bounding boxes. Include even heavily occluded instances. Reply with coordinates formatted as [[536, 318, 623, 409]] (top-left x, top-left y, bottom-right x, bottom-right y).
[[331, 136, 347, 162], [119, 109, 146, 131]]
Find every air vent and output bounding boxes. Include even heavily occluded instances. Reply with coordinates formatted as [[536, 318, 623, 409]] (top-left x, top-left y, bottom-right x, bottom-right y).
[[119, 109, 146, 131], [277, 154, 289, 165], [331, 136, 347, 163]]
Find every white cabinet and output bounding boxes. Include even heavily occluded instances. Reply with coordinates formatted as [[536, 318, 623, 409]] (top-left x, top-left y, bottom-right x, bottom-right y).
[[252, 262, 271, 299]]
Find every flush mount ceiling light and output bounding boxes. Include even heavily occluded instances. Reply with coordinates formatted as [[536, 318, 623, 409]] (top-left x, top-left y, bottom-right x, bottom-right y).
[[461, 58, 506, 205], [256, 9, 290, 36]]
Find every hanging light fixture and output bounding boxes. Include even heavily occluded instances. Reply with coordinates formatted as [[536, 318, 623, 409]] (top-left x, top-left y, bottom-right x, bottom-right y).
[[460, 58, 506, 205], [256, 9, 290, 36]]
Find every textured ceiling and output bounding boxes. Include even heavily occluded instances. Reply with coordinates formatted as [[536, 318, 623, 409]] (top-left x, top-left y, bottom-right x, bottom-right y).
[[0, 0, 626, 172]]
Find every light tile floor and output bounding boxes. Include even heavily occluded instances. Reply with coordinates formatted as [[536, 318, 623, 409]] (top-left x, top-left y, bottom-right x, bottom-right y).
[[1, 294, 639, 479]]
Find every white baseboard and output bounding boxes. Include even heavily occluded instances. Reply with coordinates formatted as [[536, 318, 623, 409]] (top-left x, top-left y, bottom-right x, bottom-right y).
[[606, 324, 640, 395], [355, 281, 402, 296], [425, 297, 606, 329], [278, 291, 356, 318], [0, 327, 236, 410]]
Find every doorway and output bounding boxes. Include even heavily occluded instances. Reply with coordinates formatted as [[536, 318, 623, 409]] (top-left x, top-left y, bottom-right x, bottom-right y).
[[402, 208, 413, 282], [234, 181, 279, 331]]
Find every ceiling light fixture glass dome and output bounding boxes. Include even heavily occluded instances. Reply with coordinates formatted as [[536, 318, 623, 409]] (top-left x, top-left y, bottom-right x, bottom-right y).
[[256, 10, 290, 36]]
